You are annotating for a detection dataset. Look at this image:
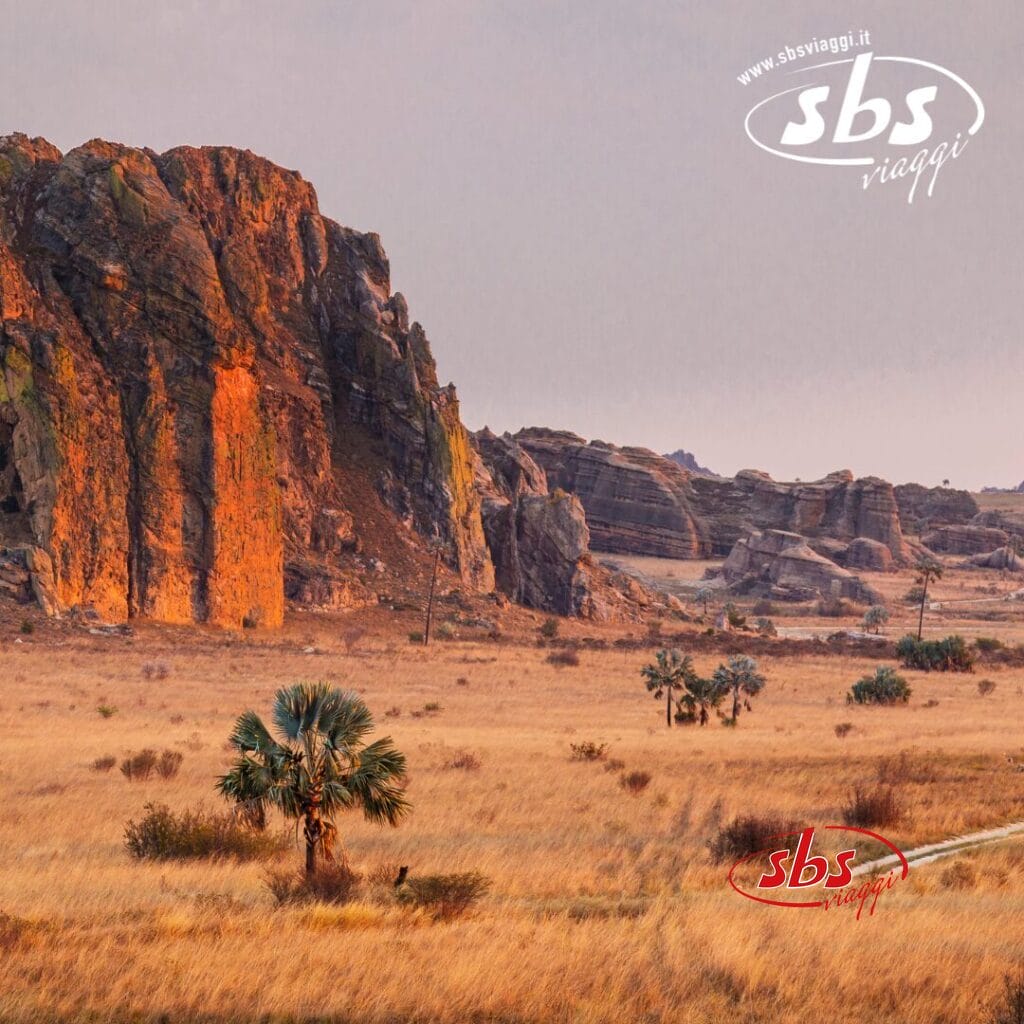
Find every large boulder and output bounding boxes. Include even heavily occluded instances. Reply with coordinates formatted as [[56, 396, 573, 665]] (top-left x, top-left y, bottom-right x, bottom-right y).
[[722, 530, 882, 604], [968, 547, 1024, 572], [922, 525, 1009, 555], [844, 537, 895, 572]]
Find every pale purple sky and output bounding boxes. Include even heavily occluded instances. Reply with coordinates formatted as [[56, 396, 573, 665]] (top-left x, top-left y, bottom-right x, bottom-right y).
[[3, 1, 1019, 489]]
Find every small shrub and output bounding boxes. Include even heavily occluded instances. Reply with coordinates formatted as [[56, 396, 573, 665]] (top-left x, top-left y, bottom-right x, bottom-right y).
[[546, 649, 580, 668], [896, 634, 975, 673], [19, 620, 34, 635], [923, 698, 940, 708], [539, 618, 559, 639], [603, 758, 626, 773], [241, 611, 260, 629], [984, 971, 1024, 1024], [976, 636, 1005, 653], [408, 631, 424, 644], [940, 860, 977, 890], [265, 861, 361, 906], [755, 617, 777, 637], [156, 749, 184, 779], [978, 679, 997, 697], [396, 871, 490, 919], [141, 661, 170, 681], [724, 603, 746, 629], [125, 803, 286, 861], [423, 701, 442, 714], [435, 622, 455, 641], [570, 741, 608, 762], [92, 755, 117, 772], [121, 749, 158, 780], [442, 748, 481, 770], [340, 626, 366, 653], [619, 770, 652, 795], [817, 597, 855, 618], [841, 786, 902, 828], [848, 666, 912, 705], [904, 586, 926, 605], [834, 722, 854, 739], [97, 704, 118, 719], [751, 599, 775, 616], [862, 605, 890, 634], [384, 706, 401, 718], [455, 676, 469, 686], [646, 618, 663, 639], [710, 815, 802, 863]]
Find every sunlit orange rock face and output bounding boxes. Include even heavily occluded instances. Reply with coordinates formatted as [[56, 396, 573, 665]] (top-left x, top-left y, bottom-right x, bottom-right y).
[[0, 134, 492, 626]]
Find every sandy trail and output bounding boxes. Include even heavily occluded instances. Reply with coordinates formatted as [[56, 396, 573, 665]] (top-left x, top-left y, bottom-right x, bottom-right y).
[[852, 821, 1024, 876]]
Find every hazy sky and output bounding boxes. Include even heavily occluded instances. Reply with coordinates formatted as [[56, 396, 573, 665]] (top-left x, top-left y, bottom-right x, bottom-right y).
[[3, 1, 1019, 489]]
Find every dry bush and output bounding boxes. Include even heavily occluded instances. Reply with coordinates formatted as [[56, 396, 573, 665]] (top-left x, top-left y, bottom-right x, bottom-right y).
[[396, 872, 490, 920], [441, 748, 481, 771], [709, 815, 802, 863], [539, 618, 559, 639], [979, 679, 998, 697], [156, 750, 184, 779], [842, 786, 903, 828], [603, 758, 626, 773], [141, 661, 169, 681], [546, 649, 580, 668], [91, 755, 116, 772], [619, 770, 651, 796], [940, 859, 978, 890], [341, 626, 366, 653], [120, 749, 158, 781], [265, 861, 362, 906], [834, 722, 854, 739], [570, 741, 608, 762], [124, 803, 286, 861], [876, 751, 938, 785]]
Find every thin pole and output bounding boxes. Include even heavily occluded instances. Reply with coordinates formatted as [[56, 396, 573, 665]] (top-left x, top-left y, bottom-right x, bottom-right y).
[[424, 546, 440, 645]]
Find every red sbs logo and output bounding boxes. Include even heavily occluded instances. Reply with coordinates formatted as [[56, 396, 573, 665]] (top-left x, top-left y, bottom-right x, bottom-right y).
[[728, 826, 909, 919]]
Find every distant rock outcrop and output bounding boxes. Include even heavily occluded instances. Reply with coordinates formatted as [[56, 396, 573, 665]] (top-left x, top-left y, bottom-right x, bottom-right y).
[[515, 429, 712, 559], [968, 547, 1024, 572], [721, 529, 883, 604], [691, 469, 911, 562], [473, 429, 597, 616], [894, 483, 979, 533], [664, 449, 716, 477], [922, 525, 1009, 555]]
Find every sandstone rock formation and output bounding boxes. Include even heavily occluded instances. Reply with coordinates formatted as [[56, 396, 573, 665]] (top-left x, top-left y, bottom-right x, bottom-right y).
[[515, 428, 712, 559], [922, 525, 1009, 555], [664, 449, 716, 477], [894, 483, 979, 533], [516, 429, 916, 565], [691, 470, 911, 562], [967, 547, 1024, 572], [0, 134, 497, 625], [721, 530, 883, 604], [473, 429, 596, 616]]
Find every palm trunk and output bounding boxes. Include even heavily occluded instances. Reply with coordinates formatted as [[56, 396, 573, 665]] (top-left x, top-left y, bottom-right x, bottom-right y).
[[917, 577, 929, 641], [732, 686, 740, 722], [303, 808, 322, 876], [424, 547, 439, 645], [666, 689, 672, 727]]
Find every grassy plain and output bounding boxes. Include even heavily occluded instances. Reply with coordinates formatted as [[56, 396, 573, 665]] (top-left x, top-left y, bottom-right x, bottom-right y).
[[1, 561, 1023, 1023]]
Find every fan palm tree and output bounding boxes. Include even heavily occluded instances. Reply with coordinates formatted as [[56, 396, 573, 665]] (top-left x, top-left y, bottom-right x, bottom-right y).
[[712, 655, 766, 725], [913, 556, 944, 640], [679, 673, 727, 726], [642, 649, 699, 727], [218, 683, 409, 875]]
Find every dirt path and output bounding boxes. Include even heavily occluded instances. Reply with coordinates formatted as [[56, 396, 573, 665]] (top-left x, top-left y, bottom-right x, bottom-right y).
[[851, 821, 1024, 876]]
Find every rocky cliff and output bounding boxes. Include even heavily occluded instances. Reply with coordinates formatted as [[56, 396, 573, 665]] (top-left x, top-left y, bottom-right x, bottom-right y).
[[515, 428, 713, 559], [893, 483, 978, 534], [516, 428, 912, 564], [0, 134, 495, 626]]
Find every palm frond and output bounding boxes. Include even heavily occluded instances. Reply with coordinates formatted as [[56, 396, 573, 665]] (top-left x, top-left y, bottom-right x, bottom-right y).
[[272, 682, 331, 741], [226, 710, 277, 754]]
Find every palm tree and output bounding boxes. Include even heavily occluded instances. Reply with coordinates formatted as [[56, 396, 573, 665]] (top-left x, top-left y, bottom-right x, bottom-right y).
[[913, 557, 944, 640], [694, 586, 713, 616], [218, 683, 409, 875], [642, 649, 698, 727], [679, 674, 727, 726], [712, 655, 766, 724]]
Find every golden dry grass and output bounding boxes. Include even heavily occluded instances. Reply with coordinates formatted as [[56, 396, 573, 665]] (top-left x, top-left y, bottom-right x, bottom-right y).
[[1, 590, 1024, 1023]]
